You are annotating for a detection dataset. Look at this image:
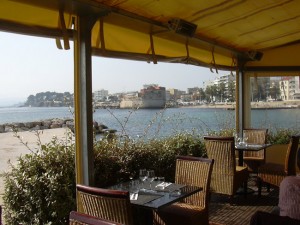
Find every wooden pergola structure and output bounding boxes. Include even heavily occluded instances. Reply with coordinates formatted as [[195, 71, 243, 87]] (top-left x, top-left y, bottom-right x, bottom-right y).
[[1, 0, 300, 186]]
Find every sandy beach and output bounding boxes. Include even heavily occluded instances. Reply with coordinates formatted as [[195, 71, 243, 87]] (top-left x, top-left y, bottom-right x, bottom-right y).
[[0, 128, 70, 207]]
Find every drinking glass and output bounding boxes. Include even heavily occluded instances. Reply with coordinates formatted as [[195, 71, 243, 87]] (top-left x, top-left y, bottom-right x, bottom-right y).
[[139, 169, 147, 189], [243, 136, 249, 147], [129, 171, 136, 185], [147, 170, 155, 190], [234, 132, 239, 147], [156, 176, 165, 190]]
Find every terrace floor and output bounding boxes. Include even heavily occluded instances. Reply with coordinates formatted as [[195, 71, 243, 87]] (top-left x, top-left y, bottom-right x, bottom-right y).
[[208, 176, 279, 225]]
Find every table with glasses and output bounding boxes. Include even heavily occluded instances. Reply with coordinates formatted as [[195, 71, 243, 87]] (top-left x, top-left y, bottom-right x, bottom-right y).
[[235, 143, 272, 167], [108, 179, 202, 225], [109, 179, 202, 209]]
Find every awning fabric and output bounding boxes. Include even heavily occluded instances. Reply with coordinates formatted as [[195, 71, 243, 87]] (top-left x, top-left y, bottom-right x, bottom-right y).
[[1, 0, 300, 72]]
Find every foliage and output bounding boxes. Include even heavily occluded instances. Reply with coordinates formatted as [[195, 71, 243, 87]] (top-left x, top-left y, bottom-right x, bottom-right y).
[[24, 91, 73, 107], [93, 132, 206, 187], [204, 127, 299, 145], [267, 128, 299, 144], [3, 128, 205, 224], [2, 130, 76, 225], [206, 128, 236, 137]]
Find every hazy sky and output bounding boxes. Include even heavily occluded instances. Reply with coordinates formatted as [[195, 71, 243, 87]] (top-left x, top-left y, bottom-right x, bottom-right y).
[[0, 31, 229, 106]]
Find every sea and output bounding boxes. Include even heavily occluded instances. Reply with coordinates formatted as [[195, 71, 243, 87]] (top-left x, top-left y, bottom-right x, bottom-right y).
[[0, 107, 299, 139]]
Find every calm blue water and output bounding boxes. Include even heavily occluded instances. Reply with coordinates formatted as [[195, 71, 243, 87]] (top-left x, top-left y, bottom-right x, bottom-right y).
[[0, 107, 299, 138]]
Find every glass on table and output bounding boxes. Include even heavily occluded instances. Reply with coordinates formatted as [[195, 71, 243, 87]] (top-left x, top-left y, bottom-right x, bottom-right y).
[[155, 176, 166, 190], [139, 169, 148, 190], [233, 132, 240, 147], [129, 171, 136, 185], [243, 136, 249, 147], [147, 170, 155, 190]]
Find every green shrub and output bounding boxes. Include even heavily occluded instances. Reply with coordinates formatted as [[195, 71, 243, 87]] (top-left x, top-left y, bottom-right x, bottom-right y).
[[2, 130, 76, 225], [3, 130, 206, 224], [267, 128, 299, 144], [93, 132, 206, 187]]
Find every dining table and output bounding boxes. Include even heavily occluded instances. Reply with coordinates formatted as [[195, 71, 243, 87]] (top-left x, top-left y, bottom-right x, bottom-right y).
[[235, 143, 272, 167], [108, 179, 202, 225]]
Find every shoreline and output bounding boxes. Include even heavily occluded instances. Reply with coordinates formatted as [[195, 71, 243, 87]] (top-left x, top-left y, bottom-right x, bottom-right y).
[[177, 100, 300, 109]]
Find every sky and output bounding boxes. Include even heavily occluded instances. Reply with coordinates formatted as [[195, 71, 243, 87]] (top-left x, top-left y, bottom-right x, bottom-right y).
[[0, 31, 229, 107]]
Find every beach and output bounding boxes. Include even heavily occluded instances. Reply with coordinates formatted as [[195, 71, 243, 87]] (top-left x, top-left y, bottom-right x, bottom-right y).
[[0, 128, 70, 207]]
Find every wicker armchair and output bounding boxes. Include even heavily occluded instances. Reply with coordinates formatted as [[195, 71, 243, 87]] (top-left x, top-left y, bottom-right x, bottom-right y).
[[76, 185, 133, 225], [204, 136, 249, 198], [257, 135, 300, 196], [69, 211, 123, 225], [242, 129, 268, 173], [153, 156, 214, 225]]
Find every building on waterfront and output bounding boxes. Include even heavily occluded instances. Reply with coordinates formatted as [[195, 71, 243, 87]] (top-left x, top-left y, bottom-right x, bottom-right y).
[[187, 87, 200, 95], [120, 84, 166, 108], [280, 76, 300, 100], [167, 88, 185, 100], [203, 73, 236, 102], [94, 89, 109, 101]]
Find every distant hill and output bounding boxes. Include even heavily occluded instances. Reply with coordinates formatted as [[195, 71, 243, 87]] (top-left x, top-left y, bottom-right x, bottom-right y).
[[24, 91, 74, 107]]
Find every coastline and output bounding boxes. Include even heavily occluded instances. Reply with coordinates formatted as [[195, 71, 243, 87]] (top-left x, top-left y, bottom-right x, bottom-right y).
[[0, 128, 70, 206], [177, 100, 300, 109]]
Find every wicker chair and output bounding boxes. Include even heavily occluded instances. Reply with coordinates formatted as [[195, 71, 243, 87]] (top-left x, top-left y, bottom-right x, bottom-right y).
[[242, 129, 268, 173], [257, 135, 300, 196], [204, 136, 249, 198], [153, 156, 214, 225], [69, 211, 123, 225], [76, 185, 133, 225]]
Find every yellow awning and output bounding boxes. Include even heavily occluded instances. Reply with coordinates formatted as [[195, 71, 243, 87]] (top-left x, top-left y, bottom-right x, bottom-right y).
[[1, 0, 300, 71]]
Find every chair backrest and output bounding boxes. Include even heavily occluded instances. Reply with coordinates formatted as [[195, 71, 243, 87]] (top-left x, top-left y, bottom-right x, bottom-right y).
[[284, 135, 300, 175], [69, 211, 123, 225], [204, 136, 236, 175], [204, 136, 239, 195], [175, 156, 214, 208], [243, 129, 268, 145], [243, 128, 268, 158], [76, 185, 133, 225]]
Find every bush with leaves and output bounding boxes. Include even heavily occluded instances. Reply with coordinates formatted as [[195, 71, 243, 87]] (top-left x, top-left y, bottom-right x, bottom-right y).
[[267, 128, 299, 144], [3, 128, 205, 224], [2, 130, 76, 225], [93, 132, 206, 187]]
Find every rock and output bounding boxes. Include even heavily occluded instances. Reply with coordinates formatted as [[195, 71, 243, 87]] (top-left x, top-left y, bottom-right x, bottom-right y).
[[31, 125, 41, 130], [99, 123, 108, 130], [50, 123, 61, 129], [93, 121, 99, 129], [24, 122, 34, 129], [4, 126, 13, 132], [42, 120, 52, 128], [0, 118, 105, 134], [0, 125, 4, 133], [32, 121, 42, 127], [12, 122, 25, 128]]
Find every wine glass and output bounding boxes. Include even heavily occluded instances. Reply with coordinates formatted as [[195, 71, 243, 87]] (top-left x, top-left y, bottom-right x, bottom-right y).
[[129, 171, 136, 185], [243, 136, 249, 147], [147, 170, 155, 190], [233, 132, 239, 147], [139, 169, 147, 189]]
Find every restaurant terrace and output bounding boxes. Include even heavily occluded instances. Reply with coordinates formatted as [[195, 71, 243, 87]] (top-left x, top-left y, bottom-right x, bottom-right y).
[[1, 1, 300, 224]]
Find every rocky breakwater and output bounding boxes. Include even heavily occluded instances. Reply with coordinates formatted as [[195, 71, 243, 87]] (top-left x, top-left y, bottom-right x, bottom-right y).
[[0, 119, 114, 135], [0, 118, 75, 133]]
